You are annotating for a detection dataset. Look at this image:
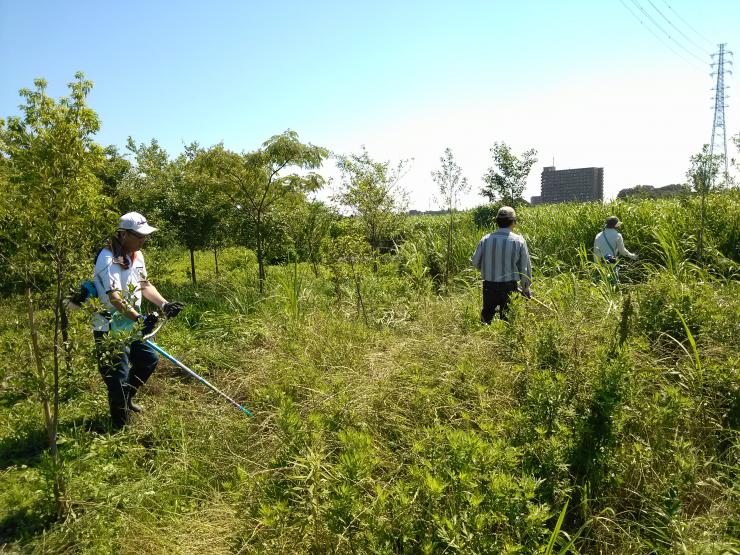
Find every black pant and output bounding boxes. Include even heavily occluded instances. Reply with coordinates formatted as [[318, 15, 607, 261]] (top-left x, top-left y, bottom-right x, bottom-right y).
[[481, 281, 519, 323], [94, 331, 159, 428]]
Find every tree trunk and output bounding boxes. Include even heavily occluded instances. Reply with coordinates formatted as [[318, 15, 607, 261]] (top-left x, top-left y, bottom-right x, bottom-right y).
[[349, 258, 368, 326], [190, 247, 197, 285], [370, 227, 379, 273], [256, 218, 265, 294], [445, 209, 453, 286], [257, 246, 265, 293], [52, 275, 65, 514], [213, 247, 219, 277], [698, 192, 705, 262], [27, 287, 65, 513], [60, 300, 72, 385]]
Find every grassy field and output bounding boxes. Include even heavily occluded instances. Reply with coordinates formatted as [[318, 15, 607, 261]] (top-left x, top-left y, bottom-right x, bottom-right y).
[[1, 193, 739, 553]]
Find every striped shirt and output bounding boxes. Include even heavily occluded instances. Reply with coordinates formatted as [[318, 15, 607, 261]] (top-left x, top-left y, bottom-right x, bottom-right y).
[[471, 228, 532, 289]]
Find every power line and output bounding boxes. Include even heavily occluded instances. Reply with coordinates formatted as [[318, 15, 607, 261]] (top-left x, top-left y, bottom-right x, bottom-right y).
[[660, 0, 715, 49], [617, 0, 688, 63], [645, 0, 711, 56], [616, 0, 704, 72], [628, 0, 707, 65]]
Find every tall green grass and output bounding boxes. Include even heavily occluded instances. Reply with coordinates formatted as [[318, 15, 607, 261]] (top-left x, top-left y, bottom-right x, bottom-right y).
[[407, 189, 739, 279]]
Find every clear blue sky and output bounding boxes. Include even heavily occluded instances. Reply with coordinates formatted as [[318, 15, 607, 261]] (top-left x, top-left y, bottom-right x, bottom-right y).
[[2, 0, 738, 208]]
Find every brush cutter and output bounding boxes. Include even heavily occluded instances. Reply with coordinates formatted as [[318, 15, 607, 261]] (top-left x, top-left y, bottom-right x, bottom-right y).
[[143, 316, 253, 417], [517, 287, 555, 312]]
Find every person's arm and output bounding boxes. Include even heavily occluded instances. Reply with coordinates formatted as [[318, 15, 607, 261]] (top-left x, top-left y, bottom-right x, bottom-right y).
[[471, 237, 485, 270], [140, 281, 168, 311], [593, 234, 602, 262], [616, 233, 637, 260], [518, 239, 532, 293], [107, 290, 142, 322]]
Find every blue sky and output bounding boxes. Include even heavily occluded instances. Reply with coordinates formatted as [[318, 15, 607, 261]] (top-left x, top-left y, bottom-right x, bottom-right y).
[[2, 0, 738, 209]]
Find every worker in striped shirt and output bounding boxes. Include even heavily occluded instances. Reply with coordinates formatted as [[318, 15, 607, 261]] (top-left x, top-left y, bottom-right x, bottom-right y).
[[471, 206, 532, 323]]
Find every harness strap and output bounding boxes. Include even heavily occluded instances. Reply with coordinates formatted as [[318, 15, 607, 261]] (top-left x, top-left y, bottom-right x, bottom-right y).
[[602, 230, 617, 257]]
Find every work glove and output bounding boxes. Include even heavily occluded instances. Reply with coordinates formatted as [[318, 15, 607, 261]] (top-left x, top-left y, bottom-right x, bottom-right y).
[[162, 301, 185, 318], [140, 313, 159, 336], [521, 289, 532, 299]]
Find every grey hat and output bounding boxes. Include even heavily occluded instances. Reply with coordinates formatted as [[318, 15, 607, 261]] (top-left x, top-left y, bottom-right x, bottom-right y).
[[605, 216, 620, 228], [497, 206, 517, 220]]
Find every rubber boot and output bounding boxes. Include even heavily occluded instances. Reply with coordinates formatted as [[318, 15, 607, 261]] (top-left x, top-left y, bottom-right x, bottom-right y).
[[110, 402, 129, 430], [125, 383, 143, 413]]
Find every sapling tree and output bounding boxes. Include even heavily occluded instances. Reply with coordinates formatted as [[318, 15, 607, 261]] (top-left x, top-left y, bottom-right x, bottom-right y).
[[164, 143, 230, 285], [686, 145, 722, 262], [481, 142, 537, 206], [322, 230, 372, 325], [287, 198, 337, 276], [197, 131, 328, 293], [96, 144, 132, 202], [432, 147, 469, 285], [0, 73, 109, 513], [119, 139, 230, 283], [118, 137, 173, 238], [0, 155, 14, 293], [207, 203, 238, 278], [334, 147, 409, 270]]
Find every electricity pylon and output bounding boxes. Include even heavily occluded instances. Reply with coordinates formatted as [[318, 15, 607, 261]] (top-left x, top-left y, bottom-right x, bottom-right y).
[[710, 43, 733, 183]]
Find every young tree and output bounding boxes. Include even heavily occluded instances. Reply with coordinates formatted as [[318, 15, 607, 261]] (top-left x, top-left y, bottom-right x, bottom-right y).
[[686, 144, 723, 261], [481, 142, 537, 206], [96, 145, 132, 202], [292, 198, 337, 276], [0, 154, 15, 293], [197, 131, 328, 292], [117, 137, 173, 231], [163, 143, 231, 285], [335, 147, 409, 268], [432, 147, 469, 285], [322, 228, 372, 324], [0, 73, 109, 513]]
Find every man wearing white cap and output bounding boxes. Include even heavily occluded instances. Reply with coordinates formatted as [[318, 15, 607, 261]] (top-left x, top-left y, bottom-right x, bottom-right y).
[[471, 206, 532, 323], [92, 212, 184, 429]]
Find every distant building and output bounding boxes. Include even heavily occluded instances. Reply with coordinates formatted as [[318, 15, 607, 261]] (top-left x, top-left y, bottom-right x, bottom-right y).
[[533, 166, 604, 204]]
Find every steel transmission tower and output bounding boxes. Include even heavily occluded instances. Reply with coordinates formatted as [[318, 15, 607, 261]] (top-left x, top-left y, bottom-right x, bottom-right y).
[[710, 43, 733, 183]]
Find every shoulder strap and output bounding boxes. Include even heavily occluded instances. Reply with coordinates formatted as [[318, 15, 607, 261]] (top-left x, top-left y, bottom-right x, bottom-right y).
[[602, 230, 616, 255], [92, 247, 113, 293]]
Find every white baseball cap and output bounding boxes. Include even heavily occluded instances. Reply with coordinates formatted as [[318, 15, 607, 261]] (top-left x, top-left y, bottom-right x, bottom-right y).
[[118, 212, 157, 235]]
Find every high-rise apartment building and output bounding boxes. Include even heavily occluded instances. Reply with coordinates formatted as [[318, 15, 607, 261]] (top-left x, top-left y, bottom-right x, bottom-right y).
[[532, 166, 604, 205]]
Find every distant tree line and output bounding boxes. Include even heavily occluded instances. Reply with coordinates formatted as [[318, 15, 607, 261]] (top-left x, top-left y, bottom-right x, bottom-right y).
[[617, 183, 691, 199]]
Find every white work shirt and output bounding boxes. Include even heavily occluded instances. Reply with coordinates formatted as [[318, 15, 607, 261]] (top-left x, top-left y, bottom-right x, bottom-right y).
[[593, 228, 636, 262], [91, 248, 148, 332]]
